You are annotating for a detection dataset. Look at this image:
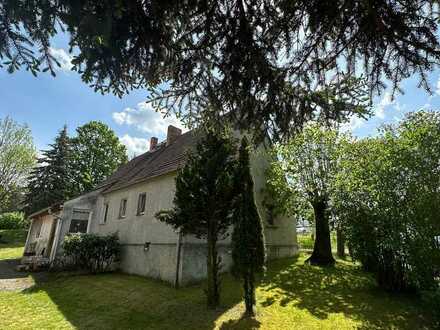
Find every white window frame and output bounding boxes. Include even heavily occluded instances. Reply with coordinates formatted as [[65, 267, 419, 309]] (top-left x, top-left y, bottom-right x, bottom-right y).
[[137, 193, 146, 216], [119, 198, 128, 219], [100, 203, 109, 225]]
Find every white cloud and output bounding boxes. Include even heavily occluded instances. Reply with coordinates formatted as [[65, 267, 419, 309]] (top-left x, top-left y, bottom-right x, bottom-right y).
[[49, 47, 73, 71], [436, 78, 440, 95], [375, 91, 394, 119], [112, 102, 186, 136], [340, 115, 366, 133], [119, 134, 149, 158]]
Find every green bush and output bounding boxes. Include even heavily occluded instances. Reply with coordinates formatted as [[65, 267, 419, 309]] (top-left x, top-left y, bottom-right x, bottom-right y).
[[334, 111, 440, 292], [422, 287, 440, 327], [0, 212, 27, 229], [62, 233, 120, 273]]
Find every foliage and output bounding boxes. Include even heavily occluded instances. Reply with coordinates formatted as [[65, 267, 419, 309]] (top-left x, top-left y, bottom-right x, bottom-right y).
[[25, 126, 74, 215], [62, 233, 120, 273], [0, 229, 27, 260], [422, 287, 440, 327], [333, 110, 440, 292], [0, 212, 26, 230], [5, 1, 440, 139], [0, 116, 36, 213], [71, 121, 128, 193], [25, 122, 127, 214], [231, 137, 266, 316], [156, 128, 237, 308], [0, 255, 436, 329], [269, 124, 347, 265]]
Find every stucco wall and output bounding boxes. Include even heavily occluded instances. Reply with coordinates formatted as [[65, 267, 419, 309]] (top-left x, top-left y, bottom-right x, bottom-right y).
[[53, 136, 297, 286], [91, 173, 180, 282]]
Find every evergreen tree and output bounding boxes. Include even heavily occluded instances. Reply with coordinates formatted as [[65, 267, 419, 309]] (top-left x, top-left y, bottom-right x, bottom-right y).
[[25, 126, 74, 214], [3, 1, 435, 140], [231, 137, 266, 317], [156, 129, 237, 308]]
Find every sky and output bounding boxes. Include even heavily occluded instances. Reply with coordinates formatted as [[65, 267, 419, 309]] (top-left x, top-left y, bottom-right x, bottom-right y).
[[1, 35, 440, 157]]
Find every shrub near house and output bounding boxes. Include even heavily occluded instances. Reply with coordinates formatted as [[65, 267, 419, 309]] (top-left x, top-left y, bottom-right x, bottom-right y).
[[62, 233, 120, 273]]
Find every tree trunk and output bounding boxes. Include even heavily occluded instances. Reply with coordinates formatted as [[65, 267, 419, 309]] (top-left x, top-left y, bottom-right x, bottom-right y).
[[243, 270, 256, 317], [336, 228, 345, 258], [206, 228, 220, 308], [306, 199, 335, 266]]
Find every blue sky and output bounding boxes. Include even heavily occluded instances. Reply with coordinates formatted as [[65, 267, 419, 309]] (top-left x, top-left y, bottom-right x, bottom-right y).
[[1, 37, 440, 157]]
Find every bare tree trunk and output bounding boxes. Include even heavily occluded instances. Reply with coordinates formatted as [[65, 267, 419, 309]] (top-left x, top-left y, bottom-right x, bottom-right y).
[[336, 228, 345, 258], [306, 199, 335, 266]]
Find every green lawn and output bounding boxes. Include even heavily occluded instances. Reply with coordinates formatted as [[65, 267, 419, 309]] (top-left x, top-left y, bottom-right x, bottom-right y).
[[0, 229, 27, 260], [0, 255, 434, 330], [297, 232, 338, 251]]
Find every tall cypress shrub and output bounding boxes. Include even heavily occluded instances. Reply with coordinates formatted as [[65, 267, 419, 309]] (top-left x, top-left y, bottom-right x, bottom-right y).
[[231, 137, 266, 316], [156, 128, 237, 308]]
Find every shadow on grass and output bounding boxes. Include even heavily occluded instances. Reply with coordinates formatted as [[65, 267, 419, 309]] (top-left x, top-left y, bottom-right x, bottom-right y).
[[23, 271, 245, 330], [219, 316, 261, 329], [17, 255, 433, 330], [258, 256, 432, 329]]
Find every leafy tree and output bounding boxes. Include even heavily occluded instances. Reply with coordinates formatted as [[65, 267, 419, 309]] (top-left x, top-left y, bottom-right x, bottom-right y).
[[334, 111, 440, 292], [156, 129, 237, 308], [1, 1, 435, 139], [71, 121, 127, 193], [231, 137, 266, 317], [0, 116, 36, 213], [270, 124, 347, 266], [25, 126, 74, 214]]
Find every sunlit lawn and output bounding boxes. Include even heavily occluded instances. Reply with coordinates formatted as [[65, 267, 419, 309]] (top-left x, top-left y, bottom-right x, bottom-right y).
[[0, 254, 434, 330], [0, 229, 26, 260]]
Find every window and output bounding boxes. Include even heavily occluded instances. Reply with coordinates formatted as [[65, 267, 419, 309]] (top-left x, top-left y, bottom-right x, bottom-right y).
[[101, 203, 109, 224], [119, 198, 128, 218], [69, 219, 88, 233], [69, 209, 90, 233], [137, 193, 146, 215]]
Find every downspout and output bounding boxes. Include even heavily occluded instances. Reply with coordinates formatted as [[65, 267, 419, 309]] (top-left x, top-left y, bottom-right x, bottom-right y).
[[174, 230, 183, 288]]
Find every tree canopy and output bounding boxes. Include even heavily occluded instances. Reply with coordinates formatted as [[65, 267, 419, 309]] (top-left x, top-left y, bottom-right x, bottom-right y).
[[2, 1, 436, 139], [334, 110, 440, 291], [72, 121, 128, 193], [25, 121, 127, 214], [268, 124, 348, 265], [25, 126, 73, 214], [0, 116, 36, 213]]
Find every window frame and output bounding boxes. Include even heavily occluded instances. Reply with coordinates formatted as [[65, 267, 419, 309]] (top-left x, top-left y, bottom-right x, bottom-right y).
[[119, 198, 128, 219], [137, 193, 147, 216], [69, 219, 89, 234], [101, 203, 109, 224]]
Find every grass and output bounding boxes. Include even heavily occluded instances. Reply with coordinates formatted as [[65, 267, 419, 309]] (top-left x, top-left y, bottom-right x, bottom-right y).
[[0, 229, 27, 260], [297, 232, 338, 251], [0, 255, 434, 330]]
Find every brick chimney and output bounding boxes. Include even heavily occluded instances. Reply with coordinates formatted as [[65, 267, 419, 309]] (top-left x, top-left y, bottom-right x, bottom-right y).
[[150, 137, 158, 151], [166, 125, 182, 146]]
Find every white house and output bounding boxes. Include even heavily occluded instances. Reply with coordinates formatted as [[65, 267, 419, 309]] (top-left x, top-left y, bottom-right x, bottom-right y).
[[23, 125, 298, 285]]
